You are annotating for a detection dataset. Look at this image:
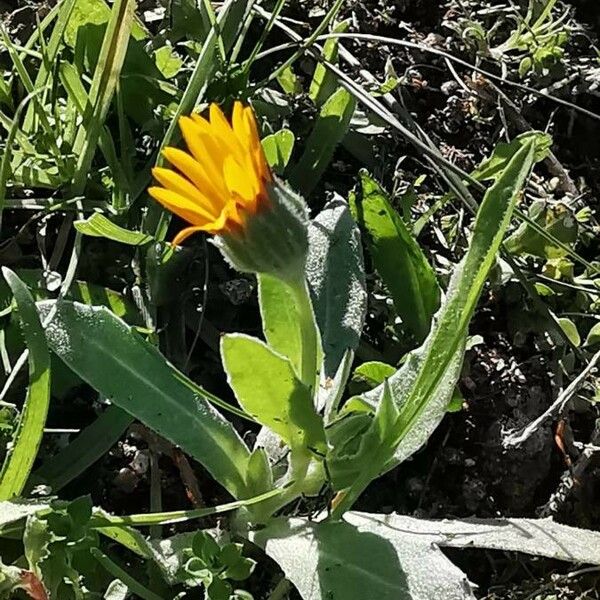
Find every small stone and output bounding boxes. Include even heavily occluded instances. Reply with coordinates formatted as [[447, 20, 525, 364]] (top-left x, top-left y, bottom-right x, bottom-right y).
[[130, 449, 150, 475], [113, 468, 138, 494], [441, 81, 459, 95]]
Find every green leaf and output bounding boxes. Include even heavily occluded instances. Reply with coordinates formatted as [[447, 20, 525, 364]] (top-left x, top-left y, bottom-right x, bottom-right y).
[[353, 141, 535, 489], [64, 0, 146, 47], [309, 20, 349, 106], [352, 361, 396, 388], [208, 578, 232, 600], [154, 45, 183, 79], [0, 269, 51, 500], [94, 511, 152, 559], [251, 511, 600, 600], [262, 129, 295, 175], [471, 131, 551, 183], [557, 317, 580, 347], [328, 381, 399, 489], [219, 543, 242, 568], [0, 499, 50, 527], [74, 213, 154, 245], [250, 513, 473, 600], [92, 548, 163, 600], [221, 334, 325, 452], [0, 559, 22, 597], [94, 489, 281, 528], [289, 88, 356, 196], [194, 531, 220, 564], [223, 556, 255, 581], [584, 322, 600, 347], [0, 268, 141, 323], [244, 447, 273, 497], [39, 300, 250, 499], [504, 200, 578, 259], [518, 56, 533, 77], [534, 282, 555, 296], [23, 515, 52, 576], [257, 274, 303, 376], [306, 197, 367, 382], [277, 66, 302, 95], [351, 172, 440, 343], [446, 388, 465, 413], [32, 405, 133, 493]]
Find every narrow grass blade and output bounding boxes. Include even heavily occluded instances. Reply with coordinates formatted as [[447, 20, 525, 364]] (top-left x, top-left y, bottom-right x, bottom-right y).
[[94, 488, 282, 527], [289, 87, 355, 196], [91, 549, 163, 600], [0, 28, 58, 151], [71, 0, 135, 192], [0, 269, 51, 500], [0, 87, 48, 225], [22, 0, 77, 131], [262, 0, 345, 85]]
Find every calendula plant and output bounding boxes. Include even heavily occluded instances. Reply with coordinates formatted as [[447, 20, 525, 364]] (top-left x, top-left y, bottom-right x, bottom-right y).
[[140, 100, 540, 526], [4, 101, 600, 600]]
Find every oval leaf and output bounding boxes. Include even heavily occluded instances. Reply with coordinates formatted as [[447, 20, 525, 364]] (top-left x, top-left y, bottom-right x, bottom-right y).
[[306, 196, 367, 382], [221, 334, 325, 453], [38, 300, 250, 499]]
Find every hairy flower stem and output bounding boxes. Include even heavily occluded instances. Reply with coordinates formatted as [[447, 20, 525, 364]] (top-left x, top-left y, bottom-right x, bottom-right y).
[[288, 278, 318, 392], [241, 275, 320, 523]]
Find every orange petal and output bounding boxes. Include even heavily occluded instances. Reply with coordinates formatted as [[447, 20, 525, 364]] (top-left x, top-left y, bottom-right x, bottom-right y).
[[223, 156, 258, 209], [162, 146, 227, 204], [232, 101, 252, 153], [243, 106, 271, 182], [152, 167, 219, 213], [179, 117, 229, 181], [148, 187, 214, 224], [172, 225, 207, 246], [209, 104, 247, 164]]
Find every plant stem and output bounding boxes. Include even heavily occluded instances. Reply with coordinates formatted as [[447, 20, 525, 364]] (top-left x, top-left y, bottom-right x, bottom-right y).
[[288, 279, 318, 391], [246, 448, 311, 523], [330, 470, 372, 520]]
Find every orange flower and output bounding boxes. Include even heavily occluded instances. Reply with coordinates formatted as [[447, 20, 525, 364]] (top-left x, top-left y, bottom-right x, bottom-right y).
[[149, 102, 272, 245]]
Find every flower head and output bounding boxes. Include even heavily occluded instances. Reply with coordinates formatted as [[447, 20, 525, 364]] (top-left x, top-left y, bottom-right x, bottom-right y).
[[149, 102, 272, 245], [149, 102, 309, 281]]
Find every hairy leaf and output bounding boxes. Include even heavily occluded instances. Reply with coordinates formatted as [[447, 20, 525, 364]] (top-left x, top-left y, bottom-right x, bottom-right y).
[[39, 300, 250, 499], [221, 334, 325, 453], [251, 511, 600, 600], [306, 197, 367, 382]]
